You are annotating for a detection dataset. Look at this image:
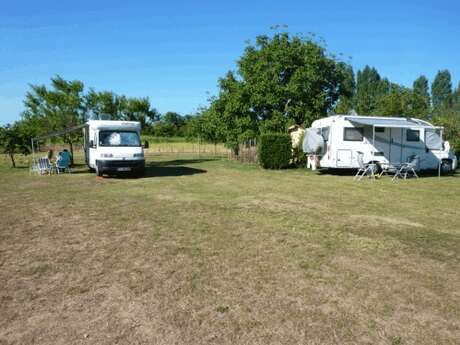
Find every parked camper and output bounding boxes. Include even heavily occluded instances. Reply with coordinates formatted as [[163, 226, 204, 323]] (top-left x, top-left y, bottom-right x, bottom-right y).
[[83, 120, 146, 177], [303, 115, 457, 173]]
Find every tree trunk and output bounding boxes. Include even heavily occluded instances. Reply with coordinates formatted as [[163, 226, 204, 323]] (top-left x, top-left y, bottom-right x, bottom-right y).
[[69, 140, 74, 166], [9, 152, 16, 168]]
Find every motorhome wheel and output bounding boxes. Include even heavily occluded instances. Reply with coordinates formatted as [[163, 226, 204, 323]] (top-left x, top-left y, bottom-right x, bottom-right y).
[[441, 160, 453, 174]]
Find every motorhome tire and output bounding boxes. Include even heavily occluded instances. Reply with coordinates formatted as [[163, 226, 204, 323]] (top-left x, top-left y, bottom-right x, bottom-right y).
[[441, 160, 453, 174], [96, 162, 103, 177]]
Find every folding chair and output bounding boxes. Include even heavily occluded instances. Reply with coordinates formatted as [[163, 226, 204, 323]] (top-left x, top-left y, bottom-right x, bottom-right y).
[[354, 151, 377, 180], [38, 157, 54, 175], [392, 155, 419, 181], [56, 155, 71, 174]]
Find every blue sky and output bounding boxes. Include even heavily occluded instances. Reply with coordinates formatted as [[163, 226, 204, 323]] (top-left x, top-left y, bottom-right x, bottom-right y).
[[1, 0, 459, 124]]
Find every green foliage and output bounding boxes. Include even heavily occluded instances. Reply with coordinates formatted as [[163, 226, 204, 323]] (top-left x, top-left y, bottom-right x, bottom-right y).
[[432, 70, 452, 109], [85, 89, 159, 128], [258, 133, 292, 169], [432, 110, 460, 156], [375, 88, 429, 118], [200, 31, 351, 153], [355, 66, 386, 114], [0, 122, 31, 168], [413, 75, 430, 110]]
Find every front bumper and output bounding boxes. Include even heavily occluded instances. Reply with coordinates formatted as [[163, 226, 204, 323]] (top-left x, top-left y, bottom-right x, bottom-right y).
[[97, 159, 145, 173]]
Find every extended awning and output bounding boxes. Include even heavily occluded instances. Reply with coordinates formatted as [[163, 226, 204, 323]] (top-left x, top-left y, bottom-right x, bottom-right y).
[[345, 116, 442, 129], [344, 116, 444, 178]]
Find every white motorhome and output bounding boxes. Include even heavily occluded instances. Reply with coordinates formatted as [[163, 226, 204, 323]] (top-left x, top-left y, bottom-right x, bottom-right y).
[[303, 115, 457, 173], [83, 120, 146, 176]]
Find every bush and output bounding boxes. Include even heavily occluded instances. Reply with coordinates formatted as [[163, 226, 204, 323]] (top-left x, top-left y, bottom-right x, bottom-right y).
[[258, 133, 292, 169]]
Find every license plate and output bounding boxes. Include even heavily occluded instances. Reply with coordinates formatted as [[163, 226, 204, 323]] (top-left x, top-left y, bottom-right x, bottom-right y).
[[117, 167, 131, 172]]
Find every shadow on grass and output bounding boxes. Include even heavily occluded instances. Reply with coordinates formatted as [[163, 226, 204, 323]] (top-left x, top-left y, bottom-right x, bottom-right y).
[[143, 158, 210, 177]]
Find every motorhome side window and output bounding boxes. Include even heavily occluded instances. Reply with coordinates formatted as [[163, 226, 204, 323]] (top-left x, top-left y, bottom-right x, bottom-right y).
[[375, 127, 385, 133], [99, 131, 141, 147], [343, 127, 363, 141], [406, 129, 420, 142], [321, 127, 330, 141]]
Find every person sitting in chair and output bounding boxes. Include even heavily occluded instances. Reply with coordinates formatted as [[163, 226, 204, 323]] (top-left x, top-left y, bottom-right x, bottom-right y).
[[56, 149, 71, 173]]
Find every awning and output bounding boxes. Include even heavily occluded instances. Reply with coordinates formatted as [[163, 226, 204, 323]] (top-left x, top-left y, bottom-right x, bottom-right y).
[[345, 116, 442, 129], [32, 123, 88, 141]]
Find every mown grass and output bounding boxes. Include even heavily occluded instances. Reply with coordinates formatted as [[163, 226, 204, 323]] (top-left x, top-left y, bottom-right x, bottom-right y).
[[0, 152, 459, 345]]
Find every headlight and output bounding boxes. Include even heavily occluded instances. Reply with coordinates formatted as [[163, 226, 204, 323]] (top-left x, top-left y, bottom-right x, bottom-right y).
[[100, 153, 113, 158], [133, 153, 144, 158]]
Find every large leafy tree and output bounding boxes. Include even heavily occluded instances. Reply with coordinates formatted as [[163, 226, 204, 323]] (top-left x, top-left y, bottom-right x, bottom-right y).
[[23, 75, 87, 164], [0, 123, 31, 168], [432, 70, 452, 109], [333, 64, 356, 114], [203, 32, 350, 152], [85, 90, 159, 129], [413, 75, 431, 111]]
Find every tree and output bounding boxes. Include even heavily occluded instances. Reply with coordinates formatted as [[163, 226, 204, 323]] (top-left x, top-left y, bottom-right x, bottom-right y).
[[0, 123, 31, 168], [85, 90, 124, 120], [432, 110, 460, 156], [23, 75, 87, 164], [452, 82, 460, 112], [375, 88, 428, 117], [355, 66, 391, 114], [413, 75, 430, 111], [201, 32, 350, 153], [86, 90, 159, 130], [432, 70, 452, 109]]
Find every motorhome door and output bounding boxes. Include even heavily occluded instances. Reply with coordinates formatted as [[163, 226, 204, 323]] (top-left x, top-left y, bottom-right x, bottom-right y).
[[389, 128, 403, 164], [337, 149, 352, 167]]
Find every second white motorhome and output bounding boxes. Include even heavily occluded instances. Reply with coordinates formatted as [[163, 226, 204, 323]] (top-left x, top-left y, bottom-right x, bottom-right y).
[[303, 115, 457, 173]]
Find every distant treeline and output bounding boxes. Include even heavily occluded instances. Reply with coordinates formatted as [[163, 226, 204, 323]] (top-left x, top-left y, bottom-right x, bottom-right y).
[[1, 30, 460, 167]]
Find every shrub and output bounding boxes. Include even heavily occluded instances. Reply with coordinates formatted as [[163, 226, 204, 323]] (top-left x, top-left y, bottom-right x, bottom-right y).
[[258, 133, 292, 169]]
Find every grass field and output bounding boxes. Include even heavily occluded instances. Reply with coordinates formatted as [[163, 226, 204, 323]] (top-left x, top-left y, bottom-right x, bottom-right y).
[[1, 153, 459, 345]]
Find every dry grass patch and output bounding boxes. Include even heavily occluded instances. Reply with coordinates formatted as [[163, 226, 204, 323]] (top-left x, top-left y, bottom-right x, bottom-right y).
[[1, 153, 459, 344]]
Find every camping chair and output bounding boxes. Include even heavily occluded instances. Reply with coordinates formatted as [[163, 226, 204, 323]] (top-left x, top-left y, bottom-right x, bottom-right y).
[[55, 152, 71, 174], [354, 151, 377, 180], [392, 155, 419, 181], [30, 160, 40, 175], [38, 157, 54, 175]]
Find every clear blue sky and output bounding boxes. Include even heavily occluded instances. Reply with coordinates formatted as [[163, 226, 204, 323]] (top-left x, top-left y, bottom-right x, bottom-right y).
[[1, 0, 459, 125]]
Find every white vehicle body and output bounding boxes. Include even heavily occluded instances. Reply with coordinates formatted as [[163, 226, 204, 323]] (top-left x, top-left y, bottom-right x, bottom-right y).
[[305, 115, 457, 172], [83, 120, 145, 176]]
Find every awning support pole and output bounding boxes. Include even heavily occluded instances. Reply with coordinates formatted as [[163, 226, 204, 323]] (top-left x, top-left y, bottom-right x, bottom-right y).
[[439, 129, 443, 180], [372, 125, 375, 163], [31, 138, 36, 166]]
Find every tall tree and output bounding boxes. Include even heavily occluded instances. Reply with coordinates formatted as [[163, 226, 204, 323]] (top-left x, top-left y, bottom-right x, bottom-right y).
[[202, 32, 350, 152], [452, 82, 460, 112], [431, 70, 452, 109], [23, 75, 87, 164], [413, 75, 431, 112], [355, 66, 384, 114], [333, 64, 356, 114]]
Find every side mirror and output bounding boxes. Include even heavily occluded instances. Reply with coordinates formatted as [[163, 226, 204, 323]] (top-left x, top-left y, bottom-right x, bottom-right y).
[[143, 140, 149, 149], [89, 140, 95, 148]]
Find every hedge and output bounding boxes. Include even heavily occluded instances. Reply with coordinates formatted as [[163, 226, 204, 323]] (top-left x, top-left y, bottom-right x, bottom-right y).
[[258, 133, 292, 169]]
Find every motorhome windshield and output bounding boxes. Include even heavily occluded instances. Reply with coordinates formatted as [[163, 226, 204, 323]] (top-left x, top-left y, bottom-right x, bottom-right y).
[[99, 131, 141, 147]]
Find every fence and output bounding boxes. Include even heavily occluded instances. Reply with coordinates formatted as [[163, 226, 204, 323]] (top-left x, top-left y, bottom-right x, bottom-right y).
[[228, 138, 258, 163]]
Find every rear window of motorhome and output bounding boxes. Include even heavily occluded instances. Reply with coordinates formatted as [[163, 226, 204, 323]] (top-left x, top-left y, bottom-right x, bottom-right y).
[[406, 129, 420, 142], [344, 127, 363, 141]]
